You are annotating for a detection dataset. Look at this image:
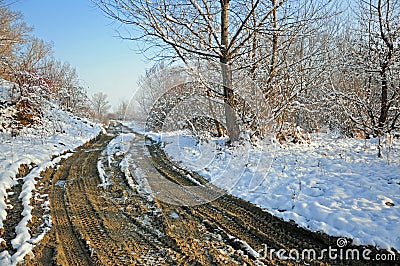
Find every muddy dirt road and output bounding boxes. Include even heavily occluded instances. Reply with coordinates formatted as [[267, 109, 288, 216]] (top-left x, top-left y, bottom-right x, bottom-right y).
[[15, 125, 397, 265]]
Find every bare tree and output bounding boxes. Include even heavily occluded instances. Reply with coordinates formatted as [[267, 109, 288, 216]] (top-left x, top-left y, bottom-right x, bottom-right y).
[[114, 99, 136, 120], [247, 1, 337, 135], [41, 59, 79, 93], [0, 4, 30, 78], [91, 92, 111, 121], [115, 100, 128, 120], [329, 0, 400, 140], [95, 0, 242, 140], [11, 38, 53, 90]]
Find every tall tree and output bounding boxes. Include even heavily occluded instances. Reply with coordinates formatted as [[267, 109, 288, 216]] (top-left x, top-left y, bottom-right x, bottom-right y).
[[329, 0, 400, 139], [96, 0, 332, 141]]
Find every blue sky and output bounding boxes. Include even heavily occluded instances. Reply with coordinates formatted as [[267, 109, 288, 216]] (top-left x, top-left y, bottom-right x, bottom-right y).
[[10, 0, 150, 109]]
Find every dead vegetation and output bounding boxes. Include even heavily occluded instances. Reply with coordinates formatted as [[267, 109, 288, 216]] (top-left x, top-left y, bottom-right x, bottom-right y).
[[276, 125, 311, 145]]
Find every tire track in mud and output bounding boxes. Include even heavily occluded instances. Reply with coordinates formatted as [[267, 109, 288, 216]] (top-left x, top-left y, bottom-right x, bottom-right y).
[[143, 137, 315, 263], [42, 132, 182, 265], [44, 128, 265, 265], [50, 134, 140, 266], [50, 151, 96, 266], [139, 134, 306, 265], [123, 131, 263, 264]]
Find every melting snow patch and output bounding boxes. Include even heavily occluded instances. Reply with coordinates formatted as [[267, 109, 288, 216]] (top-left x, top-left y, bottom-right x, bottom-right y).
[[106, 134, 154, 203], [97, 160, 110, 187], [185, 174, 202, 186], [169, 211, 179, 219], [120, 155, 138, 191], [54, 180, 66, 188]]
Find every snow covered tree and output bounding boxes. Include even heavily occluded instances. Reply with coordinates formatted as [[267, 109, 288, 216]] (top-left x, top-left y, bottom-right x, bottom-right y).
[[247, 1, 336, 135], [0, 4, 30, 79], [41, 59, 78, 93], [329, 0, 400, 138], [136, 62, 187, 116], [11, 37, 53, 92]]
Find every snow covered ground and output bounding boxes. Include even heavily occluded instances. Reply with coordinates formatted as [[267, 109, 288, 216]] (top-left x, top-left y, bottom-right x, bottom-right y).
[[131, 124, 400, 252], [0, 80, 102, 265]]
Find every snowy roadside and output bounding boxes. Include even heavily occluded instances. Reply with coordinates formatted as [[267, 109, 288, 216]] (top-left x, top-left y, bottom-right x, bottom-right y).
[[139, 129, 400, 253], [0, 104, 102, 265], [2, 153, 73, 264]]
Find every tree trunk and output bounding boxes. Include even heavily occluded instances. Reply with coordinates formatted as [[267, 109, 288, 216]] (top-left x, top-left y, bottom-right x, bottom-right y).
[[221, 63, 239, 142], [220, 0, 240, 142], [206, 90, 224, 137], [377, 0, 393, 136], [378, 70, 389, 133], [250, 0, 258, 77]]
